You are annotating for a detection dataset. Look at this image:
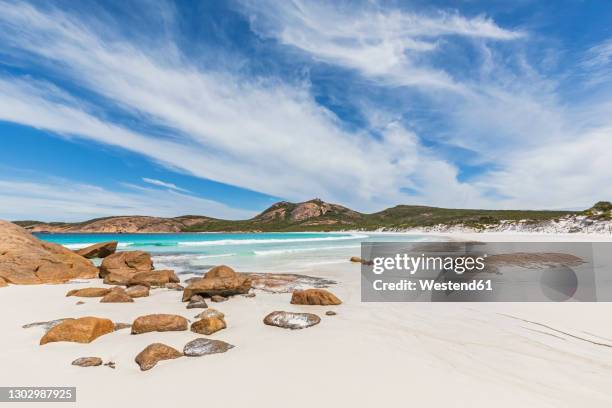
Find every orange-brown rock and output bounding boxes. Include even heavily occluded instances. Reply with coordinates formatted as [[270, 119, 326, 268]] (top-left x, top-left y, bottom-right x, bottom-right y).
[[99, 251, 152, 279], [102, 272, 130, 285], [72, 357, 103, 367], [0, 277, 7, 287], [127, 270, 179, 287], [190, 316, 226, 335], [135, 343, 182, 371], [126, 285, 149, 298], [75, 241, 118, 259], [40, 317, 114, 345], [0, 220, 98, 285], [182, 265, 251, 301], [290, 289, 342, 305], [66, 287, 112, 297], [131, 314, 188, 334], [100, 287, 133, 303]]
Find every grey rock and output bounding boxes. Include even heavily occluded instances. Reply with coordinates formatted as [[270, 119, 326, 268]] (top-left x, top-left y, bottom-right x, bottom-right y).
[[186, 295, 208, 309], [22, 318, 71, 331], [263, 311, 321, 330], [183, 338, 234, 357]]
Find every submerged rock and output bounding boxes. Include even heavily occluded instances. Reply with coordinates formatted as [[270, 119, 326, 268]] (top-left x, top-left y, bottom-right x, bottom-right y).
[[100, 287, 134, 303], [194, 308, 224, 320], [66, 287, 111, 298], [135, 343, 182, 371], [40, 317, 115, 345], [131, 314, 188, 334], [263, 311, 321, 330], [0, 220, 98, 284], [183, 338, 234, 357], [190, 317, 226, 335], [186, 295, 208, 309], [181, 265, 251, 301], [72, 357, 103, 367], [290, 289, 342, 306], [75, 241, 117, 259]]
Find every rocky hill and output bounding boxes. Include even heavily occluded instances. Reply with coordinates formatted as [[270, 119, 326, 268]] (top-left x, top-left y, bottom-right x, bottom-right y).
[[13, 199, 612, 234]]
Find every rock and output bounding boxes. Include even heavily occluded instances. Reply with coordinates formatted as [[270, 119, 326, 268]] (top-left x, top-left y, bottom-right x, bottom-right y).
[[104, 361, 116, 369], [72, 357, 103, 367], [126, 285, 149, 298], [211, 295, 227, 303], [190, 317, 226, 335], [135, 343, 182, 371], [0, 220, 98, 284], [131, 314, 188, 334], [184, 277, 202, 285], [246, 273, 336, 293], [102, 272, 131, 286], [23, 318, 73, 331], [114, 322, 132, 331], [76, 301, 85, 305], [0, 277, 7, 287], [194, 309, 224, 320], [241, 292, 256, 298], [75, 241, 118, 259], [263, 311, 321, 330], [100, 287, 134, 303], [127, 270, 179, 287], [290, 289, 342, 306], [186, 295, 208, 309], [183, 338, 234, 357], [325, 311, 337, 316], [349, 256, 372, 265], [40, 317, 115, 345], [66, 287, 111, 298], [165, 283, 184, 291], [99, 251, 152, 279], [182, 265, 251, 301]]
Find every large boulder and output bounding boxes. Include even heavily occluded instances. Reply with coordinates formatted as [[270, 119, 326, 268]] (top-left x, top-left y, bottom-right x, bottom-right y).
[[127, 270, 179, 287], [131, 314, 188, 334], [75, 241, 118, 259], [135, 343, 182, 371], [290, 289, 342, 305], [100, 287, 133, 303], [99, 251, 152, 279], [40, 317, 114, 345], [66, 287, 111, 298], [0, 220, 98, 284], [183, 338, 234, 357], [190, 316, 226, 335], [263, 311, 321, 330], [181, 265, 251, 301]]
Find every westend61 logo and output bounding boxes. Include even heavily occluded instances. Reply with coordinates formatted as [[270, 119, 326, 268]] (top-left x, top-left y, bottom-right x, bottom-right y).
[[361, 242, 612, 302]]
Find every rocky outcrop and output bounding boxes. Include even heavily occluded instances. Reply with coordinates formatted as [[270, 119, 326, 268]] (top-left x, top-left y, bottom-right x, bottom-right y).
[[183, 338, 234, 357], [263, 311, 321, 330], [290, 289, 342, 305], [72, 357, 103, 367], [66, 287, 111, 297], [102, 273, 131, 285], [126, 285, 149, 298], [127, 270, 179, 287], [190, 316, 226, 335], [181, 265, 251, 301], [75, 241, 117, 259], [40, 317, 114, 345], [131, 314, 188, 334], [25, 216, 214, 233], [135, 343, 182, 371], [0, 220, 98, 284], [100, 287, 133, 303], [99, 251, 152, 280]]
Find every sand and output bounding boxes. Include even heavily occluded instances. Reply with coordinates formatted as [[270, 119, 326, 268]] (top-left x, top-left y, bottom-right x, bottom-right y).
[[1, 232, 612, 407]]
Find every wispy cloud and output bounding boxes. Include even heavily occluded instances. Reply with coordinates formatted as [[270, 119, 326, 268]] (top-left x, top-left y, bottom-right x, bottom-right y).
[[0, 177, 254, 222], [142, 177, 189, 192]]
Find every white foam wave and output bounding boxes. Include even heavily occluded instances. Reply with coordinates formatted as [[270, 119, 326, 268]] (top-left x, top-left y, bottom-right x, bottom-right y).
[[176, 234, 368, 247], [253, 245, 361, 256]]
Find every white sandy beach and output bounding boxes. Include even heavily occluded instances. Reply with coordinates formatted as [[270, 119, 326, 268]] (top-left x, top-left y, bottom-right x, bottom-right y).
[[1, 232, 612, 407]]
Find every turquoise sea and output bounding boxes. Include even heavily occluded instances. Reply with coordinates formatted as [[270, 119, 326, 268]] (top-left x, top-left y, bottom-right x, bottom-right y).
[[35, 232, 429, 274]]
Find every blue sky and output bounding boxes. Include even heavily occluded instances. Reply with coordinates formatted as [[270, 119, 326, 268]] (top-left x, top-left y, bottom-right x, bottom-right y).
[[1, 0, 611, 221]]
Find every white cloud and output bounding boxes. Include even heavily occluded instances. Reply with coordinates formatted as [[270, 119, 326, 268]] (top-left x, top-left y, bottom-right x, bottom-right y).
[[0, 178, 255, 222], [142, 178, 189, 192]]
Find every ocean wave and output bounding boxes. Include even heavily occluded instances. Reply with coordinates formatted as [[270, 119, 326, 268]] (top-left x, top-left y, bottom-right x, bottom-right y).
[[253, 245, 361, 256], [175, 234, 368, 247], [152, 253, 236, 262]]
